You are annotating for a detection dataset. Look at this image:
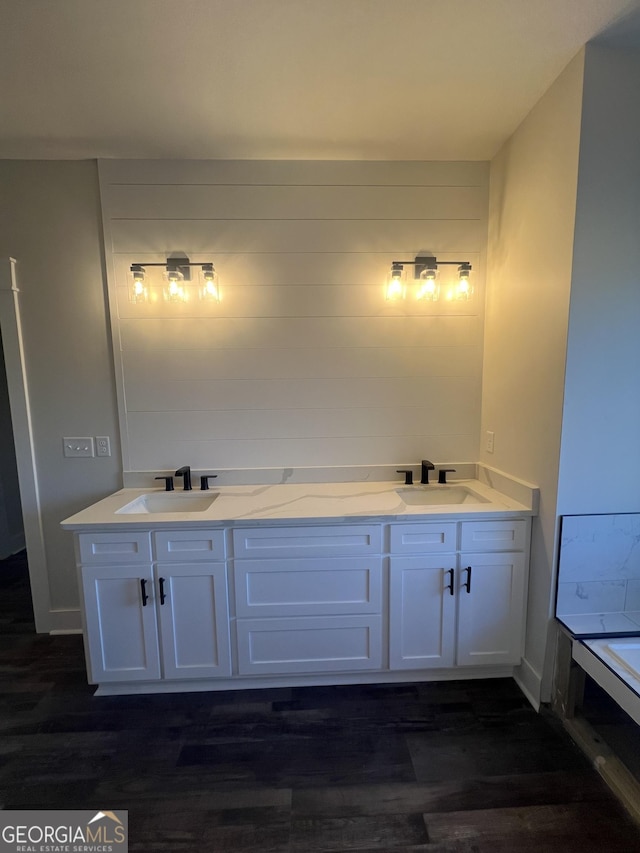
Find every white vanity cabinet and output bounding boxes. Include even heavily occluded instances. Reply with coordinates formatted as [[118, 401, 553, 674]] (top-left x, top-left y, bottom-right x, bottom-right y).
[[389, 519, 528, 670], [72, 510, 531, 693], [78, 529, 231, 684], [232, 524, 383, 675]]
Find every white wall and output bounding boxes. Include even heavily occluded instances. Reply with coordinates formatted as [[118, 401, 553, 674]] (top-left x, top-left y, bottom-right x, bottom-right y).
[[0, 161, 122, 627], [558, 44, 640, 514], [483, 52, 585, 701], [0, 329, 23, 558], [99, 160, 488, 476]]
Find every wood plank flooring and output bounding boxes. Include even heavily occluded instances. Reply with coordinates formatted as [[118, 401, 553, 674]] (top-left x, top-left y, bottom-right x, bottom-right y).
[[2, 551, 640, 852]]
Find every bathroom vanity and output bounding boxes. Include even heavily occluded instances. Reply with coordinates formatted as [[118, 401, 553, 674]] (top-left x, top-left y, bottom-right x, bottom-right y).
[[62, 476, 536, 695]]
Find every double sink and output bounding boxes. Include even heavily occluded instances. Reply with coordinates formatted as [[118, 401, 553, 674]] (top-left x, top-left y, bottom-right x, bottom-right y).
[[116, 483, 489, 515]]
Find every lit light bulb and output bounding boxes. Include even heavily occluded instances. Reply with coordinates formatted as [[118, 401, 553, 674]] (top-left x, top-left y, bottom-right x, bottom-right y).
[[386, 263, 405, 300], [129, 265, 148, 303], [417, 266, 439, 301], [455, 264, 473, 301], [164, 269, 188, 302], [199, 264, 220, 302]]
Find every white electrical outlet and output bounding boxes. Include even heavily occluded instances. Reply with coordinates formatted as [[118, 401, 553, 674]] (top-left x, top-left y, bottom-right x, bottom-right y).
[[486, 430, 495, 453], [96, 436, 111, 457], [63, 437, 95, 458]]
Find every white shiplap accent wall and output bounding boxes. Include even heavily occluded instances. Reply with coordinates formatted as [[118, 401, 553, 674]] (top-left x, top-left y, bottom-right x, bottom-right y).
[[98, 160, 488, 474]]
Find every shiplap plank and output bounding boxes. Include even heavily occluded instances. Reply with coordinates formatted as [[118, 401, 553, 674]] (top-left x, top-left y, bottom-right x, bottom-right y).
[[126, 395, 480, 440], [115, 284, 482, 319], [109, 219, 486, 254], [123, 376, 480, 414], [99, 159, 489, 188], [104, 184, 487, 221], [127, 434, 480, 471], [118, 316, 482, 350], [113, 252, 482, 288], [121, 346, 482, 381]]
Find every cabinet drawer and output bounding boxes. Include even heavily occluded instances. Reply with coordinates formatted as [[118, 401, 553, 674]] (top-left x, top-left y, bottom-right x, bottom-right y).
[[154, 529, 225, 561], [234, 557, 382, 617], [390, 523, 457, 554], [236, 615, 382, 674], [232, 524, 381, 559], [78, 531, 152, 564], [460, 520, 527, 552]]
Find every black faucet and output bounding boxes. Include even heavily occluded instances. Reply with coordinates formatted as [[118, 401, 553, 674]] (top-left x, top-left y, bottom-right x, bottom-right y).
[[175, 466, 192, 491], [421, 460, 435, 484]]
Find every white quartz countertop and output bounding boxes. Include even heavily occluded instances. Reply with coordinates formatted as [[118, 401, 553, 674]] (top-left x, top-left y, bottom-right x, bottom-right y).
[[61, 478, 535, 530]]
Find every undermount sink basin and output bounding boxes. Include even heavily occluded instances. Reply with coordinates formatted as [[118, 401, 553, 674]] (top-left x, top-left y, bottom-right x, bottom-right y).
[[396, 485, 490, 506], [116, 492, 219, 515]]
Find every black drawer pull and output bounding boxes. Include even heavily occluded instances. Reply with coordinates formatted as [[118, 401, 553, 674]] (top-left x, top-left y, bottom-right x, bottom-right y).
[[159, 577, 166, 605], [445, 568, 455, 596], [463, 566, 472, 593], [140, 578, 149, 606]]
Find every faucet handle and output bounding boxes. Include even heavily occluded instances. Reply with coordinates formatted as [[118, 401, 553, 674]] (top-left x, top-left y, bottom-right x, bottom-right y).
[[396, 469, 414, 485], [437, 468, 456, 485], [200, 474, 218, 491], [154, 476, 174, 492]]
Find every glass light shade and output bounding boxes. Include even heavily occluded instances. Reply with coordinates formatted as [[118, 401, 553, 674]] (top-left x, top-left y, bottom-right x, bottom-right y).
[[129, 268, 148, 303], [455, 266, 473, 301], [199, 266, 220, 302], [163, 270, 188, 303], [385, 265, 405, 300], [416, 268, 440, 301]]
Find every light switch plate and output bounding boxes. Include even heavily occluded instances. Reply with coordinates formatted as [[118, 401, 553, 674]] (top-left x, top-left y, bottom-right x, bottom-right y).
[[486, 430, 495, 453], [63, 437, 95, 458]]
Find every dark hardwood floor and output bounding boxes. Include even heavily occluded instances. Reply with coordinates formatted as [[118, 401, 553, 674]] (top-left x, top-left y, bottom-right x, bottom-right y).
[[2, 551, 640, 852]]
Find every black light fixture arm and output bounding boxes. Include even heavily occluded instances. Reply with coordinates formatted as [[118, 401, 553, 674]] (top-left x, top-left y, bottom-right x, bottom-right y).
[[392, 255, 472, 278], [129, 257, 216, 281]]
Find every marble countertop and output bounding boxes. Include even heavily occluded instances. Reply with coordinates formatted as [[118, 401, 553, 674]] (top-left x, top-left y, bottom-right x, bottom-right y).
[[61, 478, 535, 530]]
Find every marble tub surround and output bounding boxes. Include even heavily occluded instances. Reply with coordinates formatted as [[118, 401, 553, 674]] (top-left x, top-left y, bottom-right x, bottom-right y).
[[61, 474, 536, 530], [556, 513, 640, 637]]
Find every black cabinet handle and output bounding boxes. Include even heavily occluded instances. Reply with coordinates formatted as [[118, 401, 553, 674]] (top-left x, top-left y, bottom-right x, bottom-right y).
[[445, 568, 455, 596], [159, 577, 166, 605], [140, 578, 149, 606], [463, 566, 472, 593]]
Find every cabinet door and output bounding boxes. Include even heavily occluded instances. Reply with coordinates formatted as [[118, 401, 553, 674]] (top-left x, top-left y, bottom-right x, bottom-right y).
[[389, 557, 456, 670], [456, 552, 526, 666], [81, 565, 161, 683], [156, 563, 231, 679]]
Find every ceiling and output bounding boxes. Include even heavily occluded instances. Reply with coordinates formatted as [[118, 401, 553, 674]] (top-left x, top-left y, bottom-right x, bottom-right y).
[[2, 0, 640, 161]]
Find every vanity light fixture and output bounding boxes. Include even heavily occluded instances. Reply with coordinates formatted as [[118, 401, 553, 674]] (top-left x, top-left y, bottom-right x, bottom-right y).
[[128, 256, 220, 304], [388, 255, 473, 302]]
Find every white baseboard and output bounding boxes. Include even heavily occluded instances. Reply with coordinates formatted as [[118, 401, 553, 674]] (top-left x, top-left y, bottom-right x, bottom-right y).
[[45, 607, 82, 634]]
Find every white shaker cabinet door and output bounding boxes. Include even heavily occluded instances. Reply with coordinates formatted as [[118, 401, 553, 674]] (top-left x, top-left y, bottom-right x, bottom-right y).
[[81, 565, 161, 683], [156, 563, 232, 680], [456, 552, 526, 666], [389, 556, 457, 670]]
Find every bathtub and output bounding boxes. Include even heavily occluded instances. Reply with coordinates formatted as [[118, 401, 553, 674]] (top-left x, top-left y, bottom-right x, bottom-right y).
[[573, 637, 640, 726]]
